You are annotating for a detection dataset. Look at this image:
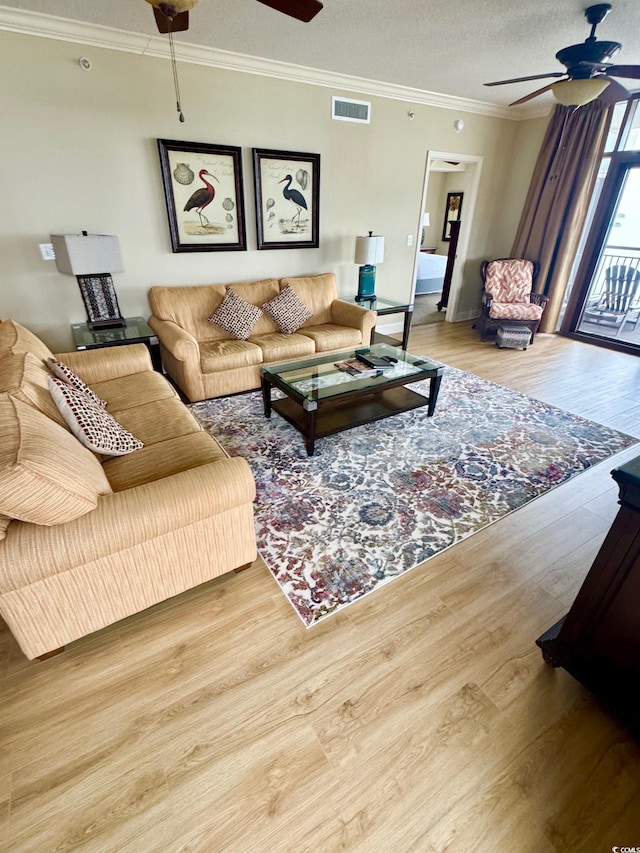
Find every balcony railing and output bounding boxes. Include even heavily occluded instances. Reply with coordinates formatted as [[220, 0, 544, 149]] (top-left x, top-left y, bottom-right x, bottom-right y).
[[582, 246, 640, 305], [577, 246, 640, 341]]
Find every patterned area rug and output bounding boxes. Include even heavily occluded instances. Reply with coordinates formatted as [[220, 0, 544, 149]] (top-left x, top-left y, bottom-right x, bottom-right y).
[[191, 367, 637, 626]]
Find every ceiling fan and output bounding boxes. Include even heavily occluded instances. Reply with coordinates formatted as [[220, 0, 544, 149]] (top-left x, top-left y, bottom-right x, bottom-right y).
[[145, 0, 323, 121], [485, 3, 640, 107], [145, 0, 323, 33]]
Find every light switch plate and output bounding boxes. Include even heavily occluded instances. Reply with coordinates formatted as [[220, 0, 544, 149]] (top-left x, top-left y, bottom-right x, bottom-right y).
[[407, 234, 414, 246]]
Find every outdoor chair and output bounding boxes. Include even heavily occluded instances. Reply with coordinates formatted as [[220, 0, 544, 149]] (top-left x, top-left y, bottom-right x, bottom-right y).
[[582, 263, 640, 336], [474, 258, 548, 344]]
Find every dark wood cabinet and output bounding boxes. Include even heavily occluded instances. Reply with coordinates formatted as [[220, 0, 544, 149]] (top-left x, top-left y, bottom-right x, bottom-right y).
[[536, 455, 640, 730]]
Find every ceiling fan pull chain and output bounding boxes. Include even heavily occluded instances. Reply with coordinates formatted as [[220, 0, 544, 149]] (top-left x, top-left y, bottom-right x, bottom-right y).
[[167, 28, 185, 122]]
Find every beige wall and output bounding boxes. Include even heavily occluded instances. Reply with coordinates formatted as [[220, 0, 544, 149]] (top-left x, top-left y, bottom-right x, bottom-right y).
[[0, 30, 547, 351], [423, 171, 445, 249]]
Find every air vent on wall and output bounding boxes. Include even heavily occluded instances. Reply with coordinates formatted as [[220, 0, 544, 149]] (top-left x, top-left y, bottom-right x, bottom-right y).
[[332, 96, 371, 123]]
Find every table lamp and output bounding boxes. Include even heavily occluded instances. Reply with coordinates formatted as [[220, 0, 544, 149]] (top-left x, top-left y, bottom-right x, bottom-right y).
[[354, 231, 385, 302], [50, 232, 126, 330]]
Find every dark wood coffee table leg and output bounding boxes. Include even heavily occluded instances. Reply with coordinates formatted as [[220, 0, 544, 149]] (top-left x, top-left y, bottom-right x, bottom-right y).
[[261, 374, 272, 418], [427, 373, 443, 416], [401, 307, 413, 350], [303, 399, 318, 456]]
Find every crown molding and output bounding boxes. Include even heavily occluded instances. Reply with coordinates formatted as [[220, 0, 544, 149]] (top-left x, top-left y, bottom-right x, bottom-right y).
[[0, 5, 548, 121]]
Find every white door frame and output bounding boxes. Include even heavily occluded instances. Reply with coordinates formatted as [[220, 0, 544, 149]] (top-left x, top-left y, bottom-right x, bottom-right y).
[[411, 150, 484, 321]]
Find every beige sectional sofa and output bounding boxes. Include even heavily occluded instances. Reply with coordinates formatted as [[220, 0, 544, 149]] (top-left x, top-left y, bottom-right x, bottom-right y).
[[0, 319, 257, 660], [148, 272, 376, 401]]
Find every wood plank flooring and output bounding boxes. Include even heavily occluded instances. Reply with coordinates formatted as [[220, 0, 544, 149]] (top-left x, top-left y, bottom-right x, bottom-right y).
[[2, 322, 640, 852]]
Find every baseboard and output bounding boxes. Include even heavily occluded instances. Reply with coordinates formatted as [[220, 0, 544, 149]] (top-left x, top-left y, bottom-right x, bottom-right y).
[[379, 311, 479, 334], [377, 320, 403, 336], [451, 309, 481, 322]]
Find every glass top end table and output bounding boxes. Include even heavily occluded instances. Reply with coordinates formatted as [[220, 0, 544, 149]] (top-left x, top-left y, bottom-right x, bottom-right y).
[[71, 316, 162, 372], [343, 295, 414, 349]]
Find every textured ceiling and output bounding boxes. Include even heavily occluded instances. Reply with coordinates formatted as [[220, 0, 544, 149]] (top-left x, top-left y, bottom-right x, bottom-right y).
[[2, 0, 640, 110]]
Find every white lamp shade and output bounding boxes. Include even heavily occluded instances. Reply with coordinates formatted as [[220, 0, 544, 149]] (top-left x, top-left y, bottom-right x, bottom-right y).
[[551, 78, 610, 107], [145, 0, 200, 13], [354, 235, 385, 265], [422, 212, 430, 227], [51, 234, 124, 276]]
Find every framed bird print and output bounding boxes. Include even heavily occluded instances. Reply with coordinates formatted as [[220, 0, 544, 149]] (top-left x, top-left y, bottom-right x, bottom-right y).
[[252, 148, 320, 250], [157, 138, 247, 252]]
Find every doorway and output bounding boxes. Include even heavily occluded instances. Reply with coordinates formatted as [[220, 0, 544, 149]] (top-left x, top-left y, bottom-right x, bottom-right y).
[[411, 150, 483, 324]]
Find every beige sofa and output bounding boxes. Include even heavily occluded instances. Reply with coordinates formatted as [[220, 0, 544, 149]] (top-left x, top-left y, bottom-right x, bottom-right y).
[[0, 319, 257, 660], [148, 273, 376, 401]]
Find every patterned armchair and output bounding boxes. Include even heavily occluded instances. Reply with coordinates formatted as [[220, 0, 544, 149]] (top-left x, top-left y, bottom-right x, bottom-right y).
[[475, 258, 548, 344]]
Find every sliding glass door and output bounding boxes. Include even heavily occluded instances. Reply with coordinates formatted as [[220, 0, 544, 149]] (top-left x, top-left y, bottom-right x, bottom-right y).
[[562, 97, 640, 355], [576, 164, 640, 345]]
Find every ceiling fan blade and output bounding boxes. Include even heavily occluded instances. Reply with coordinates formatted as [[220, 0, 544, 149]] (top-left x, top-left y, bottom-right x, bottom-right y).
[[485, 72, 565, 87], [606, 64, 640, 80], [509, 82, 557, 106], [256, 0, 323, 22], [152, 7, 189, 33], [599, 76, 631, 104]]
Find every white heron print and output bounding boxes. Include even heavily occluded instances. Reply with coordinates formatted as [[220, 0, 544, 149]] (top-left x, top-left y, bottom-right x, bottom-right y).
[[254, 150, 320, 248]]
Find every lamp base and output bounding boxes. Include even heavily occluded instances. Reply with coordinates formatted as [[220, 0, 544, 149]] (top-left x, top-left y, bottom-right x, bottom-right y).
[[77, 273, 126, 331], [356, 264, 377, 302], [87, 317, 127, 331]]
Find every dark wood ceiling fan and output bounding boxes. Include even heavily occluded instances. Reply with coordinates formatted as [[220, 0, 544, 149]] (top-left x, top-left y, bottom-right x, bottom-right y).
[[145, 0, 323, 122], [145, 0, 323, 34], [485, 4, 640, 107]]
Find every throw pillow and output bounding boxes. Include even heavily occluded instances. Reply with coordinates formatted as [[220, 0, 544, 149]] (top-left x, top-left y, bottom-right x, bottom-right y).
[[0, 394, 112, 527], [0, 514, 11, 542], [46, 357, 107, 408], [208, 288, 263, 340], [0, 319, 55, 362], [262, 285, 313, 334], [48, 376, 144, 457]]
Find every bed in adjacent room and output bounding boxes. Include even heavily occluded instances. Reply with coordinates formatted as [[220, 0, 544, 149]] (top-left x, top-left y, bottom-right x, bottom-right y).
[[415, 252, 447, 295]]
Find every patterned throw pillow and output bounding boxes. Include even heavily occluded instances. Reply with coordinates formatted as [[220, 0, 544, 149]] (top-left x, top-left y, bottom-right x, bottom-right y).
[[48, 376, 143, 456], [46, 357, 107, 408], [208, 288, 263, 340], [262, 285, 313, 334]]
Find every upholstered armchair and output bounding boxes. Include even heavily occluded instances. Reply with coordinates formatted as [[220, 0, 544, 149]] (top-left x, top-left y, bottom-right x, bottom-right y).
[[475, 258, 548, 344]]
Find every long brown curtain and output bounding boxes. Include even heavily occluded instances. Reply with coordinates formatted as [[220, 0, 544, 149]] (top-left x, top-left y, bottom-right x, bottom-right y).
[[511, 101, 611, 333]]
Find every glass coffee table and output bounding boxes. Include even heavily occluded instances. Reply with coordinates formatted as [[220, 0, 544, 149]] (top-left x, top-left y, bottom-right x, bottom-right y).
[[261, 343, 444, 455]]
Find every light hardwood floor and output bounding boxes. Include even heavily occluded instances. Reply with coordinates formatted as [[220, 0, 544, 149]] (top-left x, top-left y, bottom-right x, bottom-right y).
[[2, 322, 640, 852]]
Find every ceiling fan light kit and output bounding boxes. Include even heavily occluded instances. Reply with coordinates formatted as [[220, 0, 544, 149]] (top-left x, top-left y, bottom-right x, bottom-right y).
[[551, 77, 611, 107], [148, 0, 200, 11], [484, 4, 640, 108], [145, 0, 198, 32]]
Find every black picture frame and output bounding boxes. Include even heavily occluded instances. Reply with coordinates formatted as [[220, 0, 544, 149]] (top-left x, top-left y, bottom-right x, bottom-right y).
[[442, 191, 463, 242], [157, 138, 247, 253], [253, 148, 320, 250]]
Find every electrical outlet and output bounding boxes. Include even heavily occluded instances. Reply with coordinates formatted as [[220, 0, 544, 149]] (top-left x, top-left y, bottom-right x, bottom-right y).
[[39, 243, 56, 261], [407, 234, 414, 246]]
